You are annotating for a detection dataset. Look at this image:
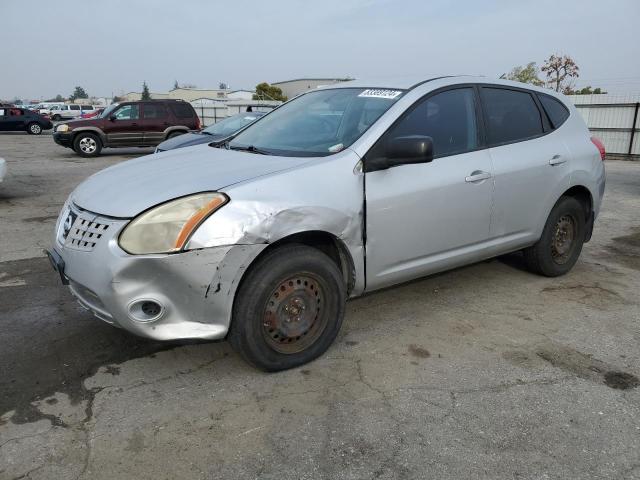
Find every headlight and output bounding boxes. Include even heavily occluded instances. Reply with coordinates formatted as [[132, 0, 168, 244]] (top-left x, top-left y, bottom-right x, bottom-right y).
[[56, 124, 69, 132], [118, 193, 228, 254]]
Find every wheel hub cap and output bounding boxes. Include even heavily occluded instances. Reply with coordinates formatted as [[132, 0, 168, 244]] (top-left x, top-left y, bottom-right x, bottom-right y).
[[79, 138, 96, 153]]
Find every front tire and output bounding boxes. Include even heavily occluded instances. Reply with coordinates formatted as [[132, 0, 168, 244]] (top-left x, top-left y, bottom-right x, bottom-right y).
[[73, 132, 102, 157], [27, 123, 42, 135], [523, 196, 586, 277], [229, 244, 346, 371]]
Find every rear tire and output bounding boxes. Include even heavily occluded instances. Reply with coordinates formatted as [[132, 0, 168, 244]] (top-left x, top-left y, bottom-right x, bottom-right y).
[[73, 132, 102, 157], [229, 244, 346, 371], [523, 196, 586, 277], [27, 123, 42, 135]]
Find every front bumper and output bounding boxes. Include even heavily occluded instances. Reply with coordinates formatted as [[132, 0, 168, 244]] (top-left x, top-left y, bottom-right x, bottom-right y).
[[53, 131, 73, 148], [49, 206, 265, 341]]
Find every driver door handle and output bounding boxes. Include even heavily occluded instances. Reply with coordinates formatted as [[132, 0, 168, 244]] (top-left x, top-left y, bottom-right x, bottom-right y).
[[465, 170, 492, 183], [549, 154, 566, 166]]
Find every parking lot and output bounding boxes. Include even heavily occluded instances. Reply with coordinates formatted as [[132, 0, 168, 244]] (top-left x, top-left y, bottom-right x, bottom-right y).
[[1, 133, 639, 479]]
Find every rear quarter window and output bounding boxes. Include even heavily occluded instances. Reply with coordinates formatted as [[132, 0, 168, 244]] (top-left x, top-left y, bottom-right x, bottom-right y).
[[538, 94, 570, 129], [169, 102, 195, 119], [481, 87, 544, 145]]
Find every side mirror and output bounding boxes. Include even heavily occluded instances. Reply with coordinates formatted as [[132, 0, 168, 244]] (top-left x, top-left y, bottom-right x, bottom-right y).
[[386, 135, 434, 166], [109, 115, 117, 122]]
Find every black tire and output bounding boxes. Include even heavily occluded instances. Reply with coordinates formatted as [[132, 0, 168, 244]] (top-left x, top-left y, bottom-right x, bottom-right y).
[[26, 123, 42, 135], [229, 244, 346, 371], [167, 130, 186, 139], [523, 196, 586, 277], [52, 114, 61, 121], [73, 132, 102, 157]]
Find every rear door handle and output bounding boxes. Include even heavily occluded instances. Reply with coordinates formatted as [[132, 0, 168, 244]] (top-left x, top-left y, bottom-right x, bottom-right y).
[[549, 154, 566, 166], [465, 170, 492, 183]]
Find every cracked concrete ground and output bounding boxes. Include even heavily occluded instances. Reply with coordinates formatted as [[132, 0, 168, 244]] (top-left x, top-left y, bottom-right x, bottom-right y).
[[1, 133, 639, 479]]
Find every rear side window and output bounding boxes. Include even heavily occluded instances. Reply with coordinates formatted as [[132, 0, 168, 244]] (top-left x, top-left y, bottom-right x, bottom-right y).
[[143, 103, 168, 119], [538, 94, 570, 129], [81, 105, 94, 111], [377, 87, 479, 158], [70, 105, 81, 111], [481, 87, 543, 145], [169, 102, 195, 119]]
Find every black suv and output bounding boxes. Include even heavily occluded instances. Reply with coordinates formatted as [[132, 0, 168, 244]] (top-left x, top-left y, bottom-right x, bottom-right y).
[[52, 100, 201, 157], [0, 107, 53, 135]]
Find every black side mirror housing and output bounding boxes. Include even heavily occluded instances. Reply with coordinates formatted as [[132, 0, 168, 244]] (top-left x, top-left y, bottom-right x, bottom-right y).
[[365, 135, 434, 172], [109, 115, 116, 122], [386, 135, 434, 167]]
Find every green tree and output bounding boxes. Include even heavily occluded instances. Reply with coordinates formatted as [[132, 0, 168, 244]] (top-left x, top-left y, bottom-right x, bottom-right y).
[[568, 86, 607, 95], [141, 81, 151, 100], [45, 94, 65, 102], [69, 86, 89, 101], [541, 54, 579, 94], [112, 95, 124, 103], [173, 80, 179, 90], [500, 62, 544, 87], [253, 82, 287, 101]]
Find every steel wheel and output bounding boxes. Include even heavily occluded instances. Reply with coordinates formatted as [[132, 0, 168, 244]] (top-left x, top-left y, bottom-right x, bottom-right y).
[[78, 136, 97, 154], [29, 123, 42, 134], [551, 214, 577, 265], [262, 273, 327, 354]]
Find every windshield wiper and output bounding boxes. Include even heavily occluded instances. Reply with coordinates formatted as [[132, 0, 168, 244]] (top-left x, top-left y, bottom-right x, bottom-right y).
[[200, 131, 214, 136], [228, 144, 270, 155]]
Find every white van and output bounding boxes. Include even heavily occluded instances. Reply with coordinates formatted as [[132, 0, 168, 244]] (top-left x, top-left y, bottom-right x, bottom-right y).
[[49, 105, 97, 120]]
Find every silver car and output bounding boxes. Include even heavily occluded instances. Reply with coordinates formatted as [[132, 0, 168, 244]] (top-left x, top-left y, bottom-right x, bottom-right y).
[[48, 76, 606, 370]]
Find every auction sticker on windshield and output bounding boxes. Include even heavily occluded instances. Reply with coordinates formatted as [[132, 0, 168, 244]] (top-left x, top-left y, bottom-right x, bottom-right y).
[[358, 89, 403, 99]]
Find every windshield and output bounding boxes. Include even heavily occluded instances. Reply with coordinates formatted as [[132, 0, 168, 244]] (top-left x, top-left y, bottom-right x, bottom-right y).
[[204, 113, 262, 136], [228, 87, 404, 157], [100, 103, 119, 118]]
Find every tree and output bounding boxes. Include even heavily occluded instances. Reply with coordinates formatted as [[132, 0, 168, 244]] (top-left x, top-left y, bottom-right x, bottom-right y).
[[141, 81, 151, 100], [252, 82, 287, 101], [69, 86, 88, 101], [219, 82, 229, 90], [541, 54, 579, 94], [568, 86, 607, 95], [112, 95, 124, 103], [500, 62, 544, 87], [173, 80, 179, 90]]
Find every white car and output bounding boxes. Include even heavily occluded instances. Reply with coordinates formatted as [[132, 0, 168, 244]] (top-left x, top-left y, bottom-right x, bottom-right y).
[[0, 158, 6, 184], [49, 105, 98, 121]]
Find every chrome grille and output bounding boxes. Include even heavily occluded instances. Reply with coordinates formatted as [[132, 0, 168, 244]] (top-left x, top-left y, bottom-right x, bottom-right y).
[[61, 209, 110, 252]]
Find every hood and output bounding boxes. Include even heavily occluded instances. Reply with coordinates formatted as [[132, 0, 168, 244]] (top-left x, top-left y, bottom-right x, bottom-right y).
[[71, 144, 309, 218], [156, 132, 221, 152]]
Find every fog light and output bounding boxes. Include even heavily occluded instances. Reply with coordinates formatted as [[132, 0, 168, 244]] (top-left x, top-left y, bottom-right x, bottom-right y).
[[128, 299, 164, 323]]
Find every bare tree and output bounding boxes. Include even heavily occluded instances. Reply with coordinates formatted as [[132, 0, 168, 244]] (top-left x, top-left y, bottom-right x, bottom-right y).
[[541, 54, 579, 93]]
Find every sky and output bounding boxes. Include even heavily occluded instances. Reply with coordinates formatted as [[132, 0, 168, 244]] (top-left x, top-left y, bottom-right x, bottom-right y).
[[2, 0, 639, 101]]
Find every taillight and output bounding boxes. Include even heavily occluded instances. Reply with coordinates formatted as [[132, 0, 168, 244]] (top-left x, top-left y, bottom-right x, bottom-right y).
[[591, 136, 605, 161]]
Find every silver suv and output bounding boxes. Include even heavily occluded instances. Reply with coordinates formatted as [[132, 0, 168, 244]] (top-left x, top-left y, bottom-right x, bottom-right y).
[[48, 76, 606, 371]]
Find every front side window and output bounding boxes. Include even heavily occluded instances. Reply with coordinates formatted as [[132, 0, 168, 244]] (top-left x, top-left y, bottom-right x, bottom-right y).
[[113, 104, 140, 120], [481, 87, 543, 145], [229, 87, 404, 156], [377, 87, 479, 159], [538, 94, 570, 129]]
